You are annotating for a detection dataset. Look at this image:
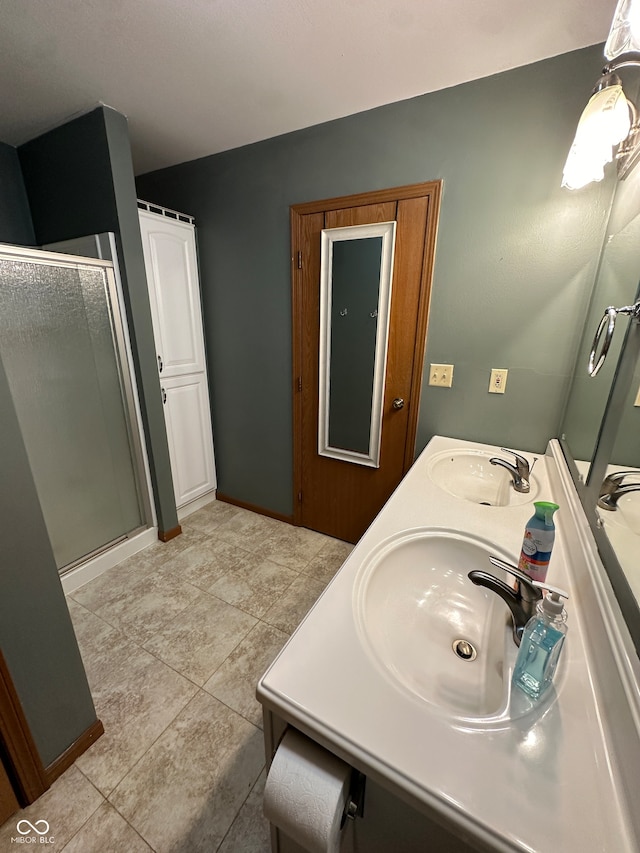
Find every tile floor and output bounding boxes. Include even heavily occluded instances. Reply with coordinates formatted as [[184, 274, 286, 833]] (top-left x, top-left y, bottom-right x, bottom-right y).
[[0, 501, 352, 852]]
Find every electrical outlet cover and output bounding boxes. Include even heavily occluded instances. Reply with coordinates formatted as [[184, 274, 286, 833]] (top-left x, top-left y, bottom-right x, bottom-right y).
[[489, 368, 508, 394]]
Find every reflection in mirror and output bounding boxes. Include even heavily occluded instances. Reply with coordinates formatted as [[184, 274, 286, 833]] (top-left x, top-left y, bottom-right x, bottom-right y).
[[561, 240, 639, 472], [318, 222, 396, 467], [598, 312, 640, 605], [561, 162, 640, 653], [611, 341, 640, 469]]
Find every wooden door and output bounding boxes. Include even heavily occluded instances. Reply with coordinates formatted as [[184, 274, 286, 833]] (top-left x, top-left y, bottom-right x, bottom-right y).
[[0, 650, 48, 820], [139, 207, 217, 509], [0, 757, 19, 827], [292, 182, 441, 543]]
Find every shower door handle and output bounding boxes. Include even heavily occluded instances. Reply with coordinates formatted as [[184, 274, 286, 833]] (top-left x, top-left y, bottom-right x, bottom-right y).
[[162, 387, 167, 404]]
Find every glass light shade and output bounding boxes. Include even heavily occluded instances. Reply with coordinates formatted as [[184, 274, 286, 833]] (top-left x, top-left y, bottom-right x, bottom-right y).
[[562, 83, 632, 189], [562, 139, 609, 189], [605, 0, 640, 60], [575, 84, 631, 147]]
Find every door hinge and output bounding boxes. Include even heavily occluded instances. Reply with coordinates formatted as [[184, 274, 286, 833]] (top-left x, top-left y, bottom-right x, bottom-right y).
[[297, 490, 303, 503], [297, 376, 302, 392], [297, 250, 302, 269]]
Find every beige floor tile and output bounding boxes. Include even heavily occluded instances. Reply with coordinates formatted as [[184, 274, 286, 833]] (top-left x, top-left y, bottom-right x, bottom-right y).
[[146, 526, 209, 563], [214, 508, 284, 552], [142, 591, 257, 685], [110, 691, 265, 853], [302, 538, 354, 584], [218, 769, 271, 853], [69, 549, 160, 613], [207, 556, 298, 618], [203, 622, 290, 726], [261, 574, 326, 634], [94, 571, 202, 645], [75, 646, 197, 796], [0, 765, 103, 850], [62, 802, 152, 852], [156, 538, 253, 592], [181, 499, 241, 536], [257, 524, 331, 571], [66, 599, 140, 690]]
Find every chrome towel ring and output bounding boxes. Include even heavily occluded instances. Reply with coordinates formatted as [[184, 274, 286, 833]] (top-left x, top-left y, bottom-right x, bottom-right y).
[[588, 301, 640, 377]]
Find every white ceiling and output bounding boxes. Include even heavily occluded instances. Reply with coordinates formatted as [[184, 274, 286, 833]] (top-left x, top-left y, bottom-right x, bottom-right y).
[[0, 0, 615, 175]]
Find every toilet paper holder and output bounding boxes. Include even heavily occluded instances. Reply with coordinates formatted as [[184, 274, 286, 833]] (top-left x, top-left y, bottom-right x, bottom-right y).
[[342, 770, 366, 824]]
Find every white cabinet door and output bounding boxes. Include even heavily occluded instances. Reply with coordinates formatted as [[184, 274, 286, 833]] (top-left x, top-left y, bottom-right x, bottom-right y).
[[139, 207, 216, 509], [161, 375, 216, 507], [139, 211, 206, 378]]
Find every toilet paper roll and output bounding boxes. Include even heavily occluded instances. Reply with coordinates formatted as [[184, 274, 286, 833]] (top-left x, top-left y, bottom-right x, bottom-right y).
[[264, 728, 351, 853]]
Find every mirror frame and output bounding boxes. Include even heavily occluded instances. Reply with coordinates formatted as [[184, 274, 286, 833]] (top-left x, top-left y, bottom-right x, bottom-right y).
[[318, 221, 396, 468]]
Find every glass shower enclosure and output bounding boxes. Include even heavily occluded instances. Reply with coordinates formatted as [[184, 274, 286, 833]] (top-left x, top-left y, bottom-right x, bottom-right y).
[[0, 244, 151, 573]]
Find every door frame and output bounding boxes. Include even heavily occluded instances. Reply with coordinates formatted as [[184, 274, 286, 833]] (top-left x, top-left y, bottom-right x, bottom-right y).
[[291, 180, 442, 529], [0, 650, 48, 807]]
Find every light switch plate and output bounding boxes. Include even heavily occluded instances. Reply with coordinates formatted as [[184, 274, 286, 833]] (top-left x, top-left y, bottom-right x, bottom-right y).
[[429, 363, 454, 388], [489, 368, 508, 394]]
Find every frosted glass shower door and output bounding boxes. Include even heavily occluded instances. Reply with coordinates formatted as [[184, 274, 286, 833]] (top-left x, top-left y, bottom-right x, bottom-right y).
[[0, 248, 147, 570]]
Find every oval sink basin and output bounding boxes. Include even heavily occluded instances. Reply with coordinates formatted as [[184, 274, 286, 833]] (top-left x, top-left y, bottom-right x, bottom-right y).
[[609, 490, 640, 536], [353, 529, 516, 720], [426, 449, 538, 506]]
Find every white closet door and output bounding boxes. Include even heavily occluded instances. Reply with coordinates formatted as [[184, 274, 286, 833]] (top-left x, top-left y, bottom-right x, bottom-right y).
[[139, 207, 216, 509], [139, 212, 206, 378], [161, 376, 216, 507]]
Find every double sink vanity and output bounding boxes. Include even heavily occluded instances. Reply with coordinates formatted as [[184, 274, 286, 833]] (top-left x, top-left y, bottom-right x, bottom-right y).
[[258, 435, 640, 852]]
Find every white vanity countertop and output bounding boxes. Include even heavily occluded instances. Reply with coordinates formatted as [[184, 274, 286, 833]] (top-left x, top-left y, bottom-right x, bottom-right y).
[[258, 436, 639, 852]]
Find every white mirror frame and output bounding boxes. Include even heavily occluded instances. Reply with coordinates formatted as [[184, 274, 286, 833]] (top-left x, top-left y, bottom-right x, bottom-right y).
[[318, 221, 396, 468]]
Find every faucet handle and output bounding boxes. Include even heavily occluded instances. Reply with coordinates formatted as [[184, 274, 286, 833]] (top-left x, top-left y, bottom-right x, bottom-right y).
[[488, 555, 536, 589], [488, 556, 568, 600], [499, 448, 530, 474], [533, 580, 569, 600], [601, 470, 640, 489]]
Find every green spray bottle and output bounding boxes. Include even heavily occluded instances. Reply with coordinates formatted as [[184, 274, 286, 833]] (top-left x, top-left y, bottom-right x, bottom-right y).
[[518, 501, 559, 584]]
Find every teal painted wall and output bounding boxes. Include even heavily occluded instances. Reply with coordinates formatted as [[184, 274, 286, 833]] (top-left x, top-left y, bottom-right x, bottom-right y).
[[137, 44, 614, 518], [0, 141, 35, 245]]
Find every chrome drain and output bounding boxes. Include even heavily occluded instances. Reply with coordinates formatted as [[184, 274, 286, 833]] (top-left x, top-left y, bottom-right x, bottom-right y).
[[452, 639, 477, 661]]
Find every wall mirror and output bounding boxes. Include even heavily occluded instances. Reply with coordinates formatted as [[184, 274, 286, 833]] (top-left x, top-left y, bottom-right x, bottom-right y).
[[560, 165, 640, 655], [318, 221, 396, 467]]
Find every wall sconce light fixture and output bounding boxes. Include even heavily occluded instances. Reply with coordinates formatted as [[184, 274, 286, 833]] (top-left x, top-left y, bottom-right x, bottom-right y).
[[562, 0, 640, 189]]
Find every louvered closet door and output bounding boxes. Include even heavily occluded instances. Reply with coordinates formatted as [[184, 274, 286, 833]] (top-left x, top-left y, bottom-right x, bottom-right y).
[[139, 209, 216, 509]]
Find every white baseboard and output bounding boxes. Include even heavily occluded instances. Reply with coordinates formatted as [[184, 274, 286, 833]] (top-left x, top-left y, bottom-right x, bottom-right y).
[[177, 489, 217, 522], [61, 527, 159, 595]]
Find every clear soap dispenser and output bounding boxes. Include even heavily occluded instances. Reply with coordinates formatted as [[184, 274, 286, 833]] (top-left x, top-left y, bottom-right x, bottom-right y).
[[512, 584, 569, 701]]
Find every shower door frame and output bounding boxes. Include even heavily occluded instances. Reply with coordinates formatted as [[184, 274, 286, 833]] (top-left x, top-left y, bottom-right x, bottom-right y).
[[0, 243, 155, 574]]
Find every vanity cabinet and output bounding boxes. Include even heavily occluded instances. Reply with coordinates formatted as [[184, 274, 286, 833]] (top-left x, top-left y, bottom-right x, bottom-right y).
[[261, 710, 486, 853], [258, 436, 640, 853], [138, 205, 216, 509]]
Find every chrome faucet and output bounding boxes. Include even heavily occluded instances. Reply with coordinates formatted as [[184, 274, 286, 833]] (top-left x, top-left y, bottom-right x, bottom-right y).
[[489, 448, 531, 494], [468, 556, 542, 646], [598, 471, 640, 510]]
